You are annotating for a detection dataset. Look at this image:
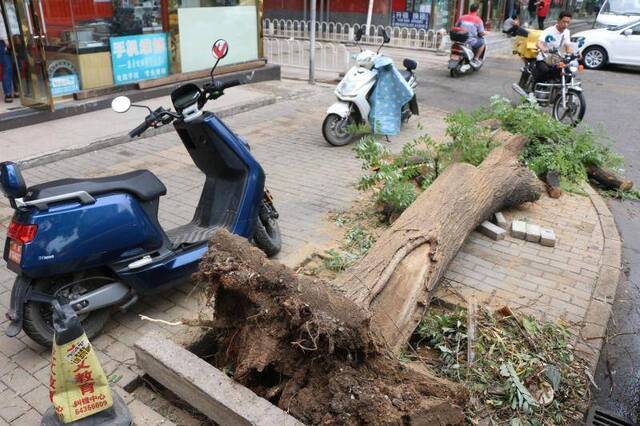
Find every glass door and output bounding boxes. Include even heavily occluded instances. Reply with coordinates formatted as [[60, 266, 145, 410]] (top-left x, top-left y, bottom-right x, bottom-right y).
[[3, 0, 53, 109]]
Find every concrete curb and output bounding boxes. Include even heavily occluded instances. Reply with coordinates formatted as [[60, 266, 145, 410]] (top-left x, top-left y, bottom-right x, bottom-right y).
[[134, 333, 303, 425], [575, 183, 622, 372], [17, 95, 277, 170]]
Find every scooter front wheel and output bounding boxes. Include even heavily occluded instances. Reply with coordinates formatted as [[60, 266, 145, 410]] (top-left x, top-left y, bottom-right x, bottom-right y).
[[253, 200, 282, 257], [552, 88, 586, 126], [22, 275, 113, 347], [322, 113, 355, 146]]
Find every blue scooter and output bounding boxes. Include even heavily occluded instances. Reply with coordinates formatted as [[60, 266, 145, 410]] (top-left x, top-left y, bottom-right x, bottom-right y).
[[0, 39, 281, 347]]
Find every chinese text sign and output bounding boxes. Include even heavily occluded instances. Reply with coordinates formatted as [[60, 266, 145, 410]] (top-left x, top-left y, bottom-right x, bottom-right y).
[[110, 33, 169, 85]]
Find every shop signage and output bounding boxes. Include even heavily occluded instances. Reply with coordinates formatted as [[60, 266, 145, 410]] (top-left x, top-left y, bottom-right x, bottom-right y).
[[49, 74, 80, 97], [391, 11, 431, 30], [110, 33, 169, 85]]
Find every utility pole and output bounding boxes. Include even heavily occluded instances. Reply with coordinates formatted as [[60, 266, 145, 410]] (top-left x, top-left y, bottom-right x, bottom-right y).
[[309, 0, 317, 84]]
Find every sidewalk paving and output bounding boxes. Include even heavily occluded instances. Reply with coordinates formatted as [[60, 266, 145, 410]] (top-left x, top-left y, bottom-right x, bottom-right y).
[[0, 77, 621, 423]]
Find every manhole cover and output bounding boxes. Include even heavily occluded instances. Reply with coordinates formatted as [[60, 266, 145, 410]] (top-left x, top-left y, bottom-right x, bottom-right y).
[[586, 406, 636, 426]]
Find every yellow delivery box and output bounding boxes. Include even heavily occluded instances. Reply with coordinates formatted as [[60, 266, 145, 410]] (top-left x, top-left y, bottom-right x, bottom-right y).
[[513, 29, 542, 59]]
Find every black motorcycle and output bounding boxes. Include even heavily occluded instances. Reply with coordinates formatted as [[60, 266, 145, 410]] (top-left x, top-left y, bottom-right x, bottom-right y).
[[512, 51, 586, 126]]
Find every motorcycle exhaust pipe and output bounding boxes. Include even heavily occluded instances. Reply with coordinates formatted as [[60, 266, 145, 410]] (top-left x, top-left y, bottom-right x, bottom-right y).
[[512, 83, 528, 98]]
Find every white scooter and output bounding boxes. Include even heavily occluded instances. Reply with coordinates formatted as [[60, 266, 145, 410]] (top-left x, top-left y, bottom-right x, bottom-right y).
[[322, 27, 419, 146]]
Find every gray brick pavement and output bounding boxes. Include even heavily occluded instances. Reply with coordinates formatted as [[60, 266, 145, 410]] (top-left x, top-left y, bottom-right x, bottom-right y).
[[439, 191, 608, 336]]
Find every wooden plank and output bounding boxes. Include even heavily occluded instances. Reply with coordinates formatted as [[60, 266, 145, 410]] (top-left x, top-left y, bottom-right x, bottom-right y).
[[77, 52, 114, 89], [134, 334, 302, 426], [136, 59, 267, 90]]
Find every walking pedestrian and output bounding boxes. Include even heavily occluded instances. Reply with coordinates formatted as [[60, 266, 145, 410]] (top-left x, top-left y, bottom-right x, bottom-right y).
[[527, 0, 540, 26], [537, 0, 551, 29], [0, 11, 14, 103]]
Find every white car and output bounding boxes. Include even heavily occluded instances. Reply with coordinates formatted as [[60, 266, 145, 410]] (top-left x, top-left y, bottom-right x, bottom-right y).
[[595, 0, 640, 27], [572, 19, 640, 69]]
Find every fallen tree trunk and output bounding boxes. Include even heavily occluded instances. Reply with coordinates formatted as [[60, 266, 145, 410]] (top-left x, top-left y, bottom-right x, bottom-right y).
[[193, 130, 543, 424], [334, 130, 544, 353], [586, 164, 633, 191]]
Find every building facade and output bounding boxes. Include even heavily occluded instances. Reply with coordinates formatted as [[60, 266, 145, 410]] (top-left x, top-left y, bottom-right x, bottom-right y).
[[0, 0, 262, 110]]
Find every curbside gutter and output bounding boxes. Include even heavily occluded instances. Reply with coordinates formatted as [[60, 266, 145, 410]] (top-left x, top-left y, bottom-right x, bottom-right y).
[[575, 183, 623, 372]]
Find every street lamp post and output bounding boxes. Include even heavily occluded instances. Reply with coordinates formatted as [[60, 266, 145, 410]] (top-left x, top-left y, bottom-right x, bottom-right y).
[[366, 0, 374, 32], [309, 0, 317, 84]]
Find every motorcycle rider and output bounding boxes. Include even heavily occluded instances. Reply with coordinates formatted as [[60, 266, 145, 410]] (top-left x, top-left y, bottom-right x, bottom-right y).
[[456, 3, 487, 68], [534, 11, 574, 85]]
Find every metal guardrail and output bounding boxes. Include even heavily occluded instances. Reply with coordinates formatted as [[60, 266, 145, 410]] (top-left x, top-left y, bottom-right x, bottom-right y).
[[264, 38, 352, 73], [263, 19, 446, 51]]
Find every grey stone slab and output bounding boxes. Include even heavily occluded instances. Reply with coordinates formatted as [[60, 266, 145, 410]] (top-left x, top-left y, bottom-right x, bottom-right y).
[[511, 220, 526, 240], [494, 212, 508, 230], [525, 223, 541, 243], [540, 227, 557, 247], [478, 221, 506, 241], [135, 334, 303, 426]]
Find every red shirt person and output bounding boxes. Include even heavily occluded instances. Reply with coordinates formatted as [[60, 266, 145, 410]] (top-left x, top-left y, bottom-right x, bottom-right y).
[[536, 0, 551, 29], [456, 4, 487, 65]]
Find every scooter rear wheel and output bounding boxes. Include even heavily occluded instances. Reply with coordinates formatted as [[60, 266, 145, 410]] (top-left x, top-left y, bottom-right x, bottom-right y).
[[22, 275, 112, 347]]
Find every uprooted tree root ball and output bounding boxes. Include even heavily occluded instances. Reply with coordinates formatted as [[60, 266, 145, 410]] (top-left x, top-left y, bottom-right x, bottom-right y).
[[194, 230, 468, 425]]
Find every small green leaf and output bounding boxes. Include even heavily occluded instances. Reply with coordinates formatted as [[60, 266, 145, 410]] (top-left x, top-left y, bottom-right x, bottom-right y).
[[522, 316, 538, 336]]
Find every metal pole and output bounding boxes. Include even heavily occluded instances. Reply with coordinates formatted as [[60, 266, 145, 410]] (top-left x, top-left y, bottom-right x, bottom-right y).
[[366, 0, 374, 31], [309, 0, 317, 84]]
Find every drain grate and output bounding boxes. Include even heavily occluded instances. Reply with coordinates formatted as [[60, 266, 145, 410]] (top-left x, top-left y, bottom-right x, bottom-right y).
[[586, 406, 637, 426]]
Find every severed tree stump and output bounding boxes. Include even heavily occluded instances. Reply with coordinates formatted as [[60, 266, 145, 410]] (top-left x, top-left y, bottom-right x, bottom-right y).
[[545, 171, 563, 198], [193, 130, 543, 424]]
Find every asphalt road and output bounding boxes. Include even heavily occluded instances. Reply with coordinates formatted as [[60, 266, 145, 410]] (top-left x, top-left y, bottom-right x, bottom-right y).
[[413, 54, 640, 423]]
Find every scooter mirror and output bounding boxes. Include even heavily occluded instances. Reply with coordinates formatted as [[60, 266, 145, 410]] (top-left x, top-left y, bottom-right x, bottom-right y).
[[382, 29, 390, 43], [355, 27, 364, 41], [212, 39, 229, 60], [111, 96, 131, 113]]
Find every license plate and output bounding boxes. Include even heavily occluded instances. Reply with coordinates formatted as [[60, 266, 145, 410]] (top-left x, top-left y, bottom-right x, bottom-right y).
[[450, 54, 461, 60], [8, 240, 22, 264]]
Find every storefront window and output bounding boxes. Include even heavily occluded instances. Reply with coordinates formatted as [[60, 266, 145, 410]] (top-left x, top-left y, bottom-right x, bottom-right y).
[[432, 0, 451, 28], [37, 0, 166, 95], [5, 0, 261, 108], [173, 0, 259, 73]]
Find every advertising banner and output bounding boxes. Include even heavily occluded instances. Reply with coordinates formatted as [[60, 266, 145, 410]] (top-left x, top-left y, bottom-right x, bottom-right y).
[[391, 11, 431, 30], [110, 33, 169, 85]]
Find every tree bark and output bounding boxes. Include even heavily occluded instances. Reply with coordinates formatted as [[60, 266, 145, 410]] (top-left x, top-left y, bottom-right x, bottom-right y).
[[586, 164, 633, 191], [333, 130, 544, 353]]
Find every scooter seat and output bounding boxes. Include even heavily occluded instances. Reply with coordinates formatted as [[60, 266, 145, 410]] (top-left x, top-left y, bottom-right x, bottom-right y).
[[26, 170, 167, 202], [400, 70, 413, 82]]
